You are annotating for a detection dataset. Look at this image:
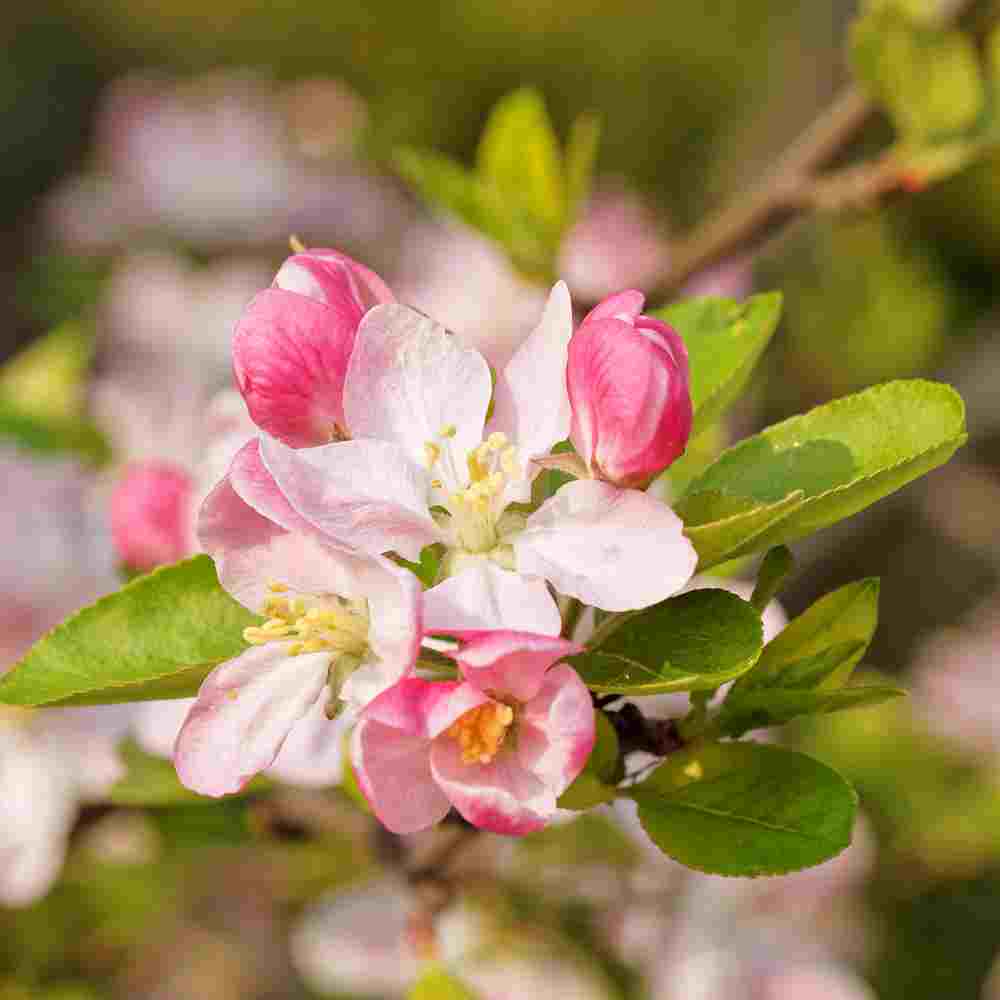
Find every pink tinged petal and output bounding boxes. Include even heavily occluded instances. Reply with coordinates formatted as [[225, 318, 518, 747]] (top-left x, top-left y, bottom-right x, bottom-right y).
[[110, 460, 194, 571], [445, 632, 582, 704], [344, 304, 493, 484], [260, 436, 440, 561], [490, 281, 574, 465], [516, 479, 697, 612], [198, 476, 378, 612], [423, 562, 562, 637], [350, 718, 451, 834], [358, 678, 487, 740], [515, 663, 595, 795], [174, 642, 332, 797], [233, 288, 354, 447], [581, 288, 645, 325], [275, 249, 395, 311], [340, 556, 423, 712], [568, 315, 692, 487], [429, 736, 553, 835], [268, 695, 348, 787], [228, 437, 317, 535]]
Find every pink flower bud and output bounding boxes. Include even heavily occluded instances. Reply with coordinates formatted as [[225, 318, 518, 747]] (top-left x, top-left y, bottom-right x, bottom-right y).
[[567, 290, 692, 488], [110, 460, 194, 572], [232, 249, 394, 447]]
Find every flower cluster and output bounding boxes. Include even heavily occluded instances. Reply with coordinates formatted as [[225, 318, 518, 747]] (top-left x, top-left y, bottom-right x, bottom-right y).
[[176, 247, 696, 835]]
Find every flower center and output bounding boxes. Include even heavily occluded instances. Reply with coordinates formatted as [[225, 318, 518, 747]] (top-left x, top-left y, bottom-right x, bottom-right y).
[[243, 582, 370, 658], [424, 428, 524, 555], [446, 701, 515, 765]]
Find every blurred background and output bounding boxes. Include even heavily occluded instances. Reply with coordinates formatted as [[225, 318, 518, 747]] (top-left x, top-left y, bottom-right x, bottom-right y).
[[4, 0, 1000, 997]]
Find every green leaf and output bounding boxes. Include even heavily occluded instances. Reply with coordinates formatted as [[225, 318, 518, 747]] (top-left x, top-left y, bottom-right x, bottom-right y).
[[676, 489, 805, 570], [409, 965, 480, 1000], [716, 683, 905, 737], [851, 3, 985, 147], [0, 399, 112, 466], [564, 111, 601, 221], [629, 741, 857, 876], [107, 740, 272, 806], [656, 292, 782, 437], [394, 147, 491, 236], [735, 579, 880, 694], [558, 710, 621, 809], [574, 589, 763, 694], [0, 556, 259, 707], [477, 87, 566, 236], [750, 545, 794, 612], [684, 380, 966, 556]]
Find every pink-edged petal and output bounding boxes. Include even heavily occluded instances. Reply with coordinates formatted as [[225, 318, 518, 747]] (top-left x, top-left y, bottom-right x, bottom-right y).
[[344, 304, 492, 485], [350, 718, 451, 834], [444, 632, 582, 704], [490, 281, 574, 466], [233, 288, 354, 447], [515, 479, 697, 612], [429, 737, 553, 835], [339, 556, 423, 712], [581, 289, 645, 325], [515, 663, 595, 796], [423, 561, 561, 637], [228, 437, 317, 535], [260, 436, 440, 560], [198, 476, 380, 612], [275, 249, 395, 311], [268, 695, 348, 788], [174, 643, 331, 797], [358, 678, 488, 740]]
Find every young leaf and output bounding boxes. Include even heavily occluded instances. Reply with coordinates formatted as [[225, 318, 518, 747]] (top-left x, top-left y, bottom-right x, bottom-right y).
[[716, 683, 905, 737], [684, 380, 966, 555], [750, 545, 794, 612], [656, 292, 782, 437], [564, 111, 601, 221], [477, 87, 566, 236], [0, 556, 258, 707], [734, 579, 879, 694], [394, 147, 491, 236], [558, 710, 621, 810], [409, 965, 480, 1000], [676, 489, 805, 570], [0, 400, 112, 466], [573, 589, 762, 694], [629, 741, 857, 876]]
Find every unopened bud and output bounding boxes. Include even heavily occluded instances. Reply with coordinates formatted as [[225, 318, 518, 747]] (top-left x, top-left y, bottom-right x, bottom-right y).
[[233, 249, 394, 447], [567, 290, 692, 488]]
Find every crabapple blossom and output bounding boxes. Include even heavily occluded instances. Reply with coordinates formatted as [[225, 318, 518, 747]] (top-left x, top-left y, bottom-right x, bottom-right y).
[[568, 289, 692, 488], [110, 461, 193, 572], [174, 445, 421, 796], [246, 279, 696, 617], [352, 632, 594, 835], [233, 249, 394, 447]]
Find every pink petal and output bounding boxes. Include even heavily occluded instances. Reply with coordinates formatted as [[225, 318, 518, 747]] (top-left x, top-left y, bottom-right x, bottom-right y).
[[228, 437, 317, 536], [358, 678, 488, 740], [423, 562, 562, 637], [174, 643, 331, 796], [260, 436, 441, 561], [515, 663, 595, 795], [350, 718, 451, 834], [429, 736, 553, 835], [344, 304, 492, 487], [110, 460, 194, 571], [490, 281, 574, 467], [275, 249, 395, 311], [581, 288, 645, 325], [268, 695, 348, 787], [233, 288, 354, 447], [445, 632, 582, 704], [516, 479, 697, 611]]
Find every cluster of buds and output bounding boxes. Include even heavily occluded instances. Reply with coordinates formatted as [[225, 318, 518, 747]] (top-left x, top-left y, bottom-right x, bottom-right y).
[[143, 246, 696, 836]]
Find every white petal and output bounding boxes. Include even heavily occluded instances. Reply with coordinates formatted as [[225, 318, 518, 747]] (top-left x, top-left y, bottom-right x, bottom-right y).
[[268, 696, 348, 787], [261, 436, 441, 561], [344, 303, 492, 489], [423, 561, 561, 636], [516, 479, 697, 612], [490, 281, 574, 463]]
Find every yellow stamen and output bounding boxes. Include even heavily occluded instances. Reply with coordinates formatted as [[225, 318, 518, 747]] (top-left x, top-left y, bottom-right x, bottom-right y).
[[446, 702, 515, 765]]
